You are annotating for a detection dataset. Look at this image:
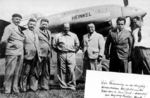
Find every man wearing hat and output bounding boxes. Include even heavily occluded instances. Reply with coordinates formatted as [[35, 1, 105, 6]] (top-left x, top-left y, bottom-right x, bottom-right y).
[[1, 13, 25, 93]]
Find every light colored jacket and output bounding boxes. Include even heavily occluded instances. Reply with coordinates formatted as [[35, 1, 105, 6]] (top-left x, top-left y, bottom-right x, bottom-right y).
[[1, 23, 25, 55], [83, 32, 105, 59], [23, 29, 40, 60], [36, 29, 51, 57]]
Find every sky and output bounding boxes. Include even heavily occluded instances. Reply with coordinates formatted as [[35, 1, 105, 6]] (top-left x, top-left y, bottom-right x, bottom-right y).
[[0, 0, 150, 21]]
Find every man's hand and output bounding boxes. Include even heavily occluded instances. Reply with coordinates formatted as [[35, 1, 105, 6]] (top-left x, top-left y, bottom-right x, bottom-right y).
[[105, 54, 110, 60], [98, 55, 102, 62]]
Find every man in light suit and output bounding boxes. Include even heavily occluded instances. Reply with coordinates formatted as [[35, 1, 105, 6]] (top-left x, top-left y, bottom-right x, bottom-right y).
[[20, 18, 40, 92], [105, 17, 133, 73], [37, 18, 51, 90], [1, 14, 25, 93], [82, 23, 105, 73]]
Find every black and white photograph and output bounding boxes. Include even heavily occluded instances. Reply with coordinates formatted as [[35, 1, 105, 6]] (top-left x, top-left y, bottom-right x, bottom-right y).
[[0, 0, 150, 98]]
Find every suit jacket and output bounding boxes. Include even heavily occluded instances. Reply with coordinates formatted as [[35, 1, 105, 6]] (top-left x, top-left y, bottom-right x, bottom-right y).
[[36, 28, 51, 57], [105, 28, 133, 60], [23, 29, 40, 60], [83, 32, 105, 59], [1, 23, 25, 55]]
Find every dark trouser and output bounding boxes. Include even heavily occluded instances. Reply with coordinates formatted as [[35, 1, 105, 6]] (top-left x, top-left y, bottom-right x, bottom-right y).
[[83, 57, 100, 78], [57, 52, 76, 89], [109, 56, 129, 73], [4, 55, 23, 93], [20, 56, 39, 91], [82, 57, 90, 80], [39, 57, 50, 90], [132, 46, 150, 74]]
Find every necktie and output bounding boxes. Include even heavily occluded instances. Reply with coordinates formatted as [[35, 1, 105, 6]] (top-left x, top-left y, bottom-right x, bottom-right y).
[[138, 28, 142, 42]]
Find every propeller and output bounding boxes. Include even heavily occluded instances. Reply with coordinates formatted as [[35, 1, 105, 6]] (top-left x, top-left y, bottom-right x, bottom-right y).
[[123, 0, 129, 7]]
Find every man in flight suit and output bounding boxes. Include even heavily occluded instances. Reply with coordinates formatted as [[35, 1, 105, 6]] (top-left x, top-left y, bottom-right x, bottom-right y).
[[1, 14, 25, 93]]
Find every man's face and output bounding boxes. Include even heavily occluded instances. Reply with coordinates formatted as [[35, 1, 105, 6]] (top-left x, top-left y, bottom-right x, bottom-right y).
[[40, 21, 49, 30], [87, 24, 95, 34], [117, 20, 125, 30], [28, 21, 36, 31], [12, 17, 21, 26], [63, 23, 70, 33], [132, 18, 142, 28]]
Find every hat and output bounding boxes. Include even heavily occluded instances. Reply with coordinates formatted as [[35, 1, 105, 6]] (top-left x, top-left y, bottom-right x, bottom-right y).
[[12, 13, 22, 19]]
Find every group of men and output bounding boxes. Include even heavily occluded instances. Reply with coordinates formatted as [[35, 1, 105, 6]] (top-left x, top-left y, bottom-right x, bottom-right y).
[[1, 13, 150, 94], [1, 13, 81, 93], [1, 14, 51, 93]]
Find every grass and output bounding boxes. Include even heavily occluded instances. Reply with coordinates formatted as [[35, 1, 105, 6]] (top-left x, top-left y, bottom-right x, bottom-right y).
[[0, 84, 85, 98], [0, 90, 84, 98]]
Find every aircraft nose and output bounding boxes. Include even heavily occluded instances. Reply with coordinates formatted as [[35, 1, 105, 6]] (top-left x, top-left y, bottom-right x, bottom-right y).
[[122, 7, 147, 18]]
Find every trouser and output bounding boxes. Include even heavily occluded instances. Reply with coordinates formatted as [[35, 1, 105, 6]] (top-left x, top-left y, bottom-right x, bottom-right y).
[[39, 57, 50, 90], [82, 58, 98, 82], [20, 55, 39, 91], [82, 57, 90, 80], [57, 52, 76, 88], [132, 46, 150, 74], [4, 55, 23, 93], [109, 56, 129, 73]]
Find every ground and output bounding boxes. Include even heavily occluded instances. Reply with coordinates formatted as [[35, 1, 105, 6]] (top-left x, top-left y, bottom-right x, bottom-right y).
[[0, 51, 109, 98], [0, 52, 85, 98], [0, 85, 85, 98]]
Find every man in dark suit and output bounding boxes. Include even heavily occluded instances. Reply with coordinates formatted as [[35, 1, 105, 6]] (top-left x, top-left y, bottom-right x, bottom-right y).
[[105, 17, 133, 73]]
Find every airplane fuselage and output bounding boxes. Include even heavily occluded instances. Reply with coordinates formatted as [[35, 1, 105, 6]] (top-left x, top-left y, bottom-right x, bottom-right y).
[[47, 5, 146, 30]]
